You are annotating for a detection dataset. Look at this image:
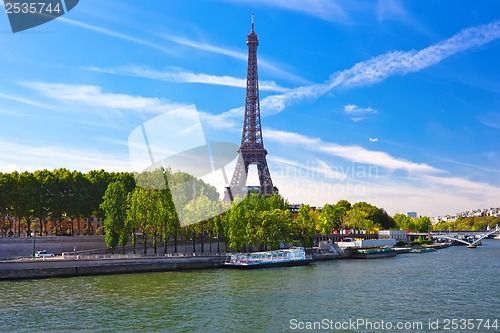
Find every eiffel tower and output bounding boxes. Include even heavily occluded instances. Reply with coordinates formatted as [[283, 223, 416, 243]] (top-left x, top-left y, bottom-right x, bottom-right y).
[[224, 14, 278, 202]]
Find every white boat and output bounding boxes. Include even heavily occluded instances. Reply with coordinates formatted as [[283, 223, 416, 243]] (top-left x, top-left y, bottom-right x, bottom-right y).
[[224, 247, 313, 269], [351, 247, 397, 259]]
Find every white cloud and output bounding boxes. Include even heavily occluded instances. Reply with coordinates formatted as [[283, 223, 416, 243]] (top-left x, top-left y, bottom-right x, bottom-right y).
[[22, 82, 184, 113], [331, 20, 500, 88], [254, 19, 500, 115], [0, 139, 132, 173], [58, 17, 175, 55], [89, 65, 289, 92], [225, 0, 349, 23], [198, 107, 243, 129], [344, 104, 378, 121], [0, 92, 51, 110], [369, 138, 378, 142], [211, 19, 500, 123], [265, 129, 437, 173], [478, 112, 500, 130], [265, 143, 500, 216], [20, 81, 239, 130], [376, 0, 408, 22], [344, 104, 377, 115], [269, 156, 347, 181], [160, 34, 308, 84], [420, 174, 500, 194]]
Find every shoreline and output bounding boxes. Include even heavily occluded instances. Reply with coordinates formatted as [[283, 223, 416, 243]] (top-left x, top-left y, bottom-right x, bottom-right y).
[[0, 256, 224, 281], [0, 242, 458, 281]]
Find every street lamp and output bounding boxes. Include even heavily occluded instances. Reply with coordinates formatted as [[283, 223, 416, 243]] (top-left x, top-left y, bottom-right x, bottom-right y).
[[32, 221, 36, 257]]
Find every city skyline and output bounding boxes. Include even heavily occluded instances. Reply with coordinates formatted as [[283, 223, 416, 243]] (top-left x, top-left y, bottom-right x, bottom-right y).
[[0, 0, 499, 216]]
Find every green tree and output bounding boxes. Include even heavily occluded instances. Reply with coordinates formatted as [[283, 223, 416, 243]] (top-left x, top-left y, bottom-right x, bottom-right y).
[[352, 202, 381, 229], [345, 207, 369, 230], [226, 199, 247, 251], [10, 172, 35, 236], [290, 205, 316, 247], [86, 169, 113, 221], [0, 173, 14, 230], [260, 208, 290, 250], [414, 216, 432, 232], [319, 202, 350, 234], [101, 181, 127, 252], [394, 213, 415, 231]]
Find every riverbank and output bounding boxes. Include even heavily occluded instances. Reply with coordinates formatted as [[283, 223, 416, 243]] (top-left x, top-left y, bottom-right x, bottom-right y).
[[0, 255, 224, 280], [0, 239, 457, 281]]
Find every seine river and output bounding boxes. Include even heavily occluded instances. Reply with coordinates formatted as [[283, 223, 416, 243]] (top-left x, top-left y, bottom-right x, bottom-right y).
[[1, 240, 499, 333]]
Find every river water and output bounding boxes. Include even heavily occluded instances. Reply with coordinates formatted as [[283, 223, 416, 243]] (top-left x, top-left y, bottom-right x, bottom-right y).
[[1, 240, 499, 333]]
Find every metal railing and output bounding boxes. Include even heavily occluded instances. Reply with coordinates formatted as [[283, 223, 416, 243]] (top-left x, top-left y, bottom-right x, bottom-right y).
[[62, 252, 228, 260]]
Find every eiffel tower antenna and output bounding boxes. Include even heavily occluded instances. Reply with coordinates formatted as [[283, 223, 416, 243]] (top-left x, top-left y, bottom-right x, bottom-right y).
[[225, 14, 278, 202]]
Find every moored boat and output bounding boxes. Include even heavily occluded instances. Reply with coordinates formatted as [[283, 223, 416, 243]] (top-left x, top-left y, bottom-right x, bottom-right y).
[[393, 247, 411, 254], [410, 247, 436, 253], [351, 247, 396, 259], [224, 247, 313, 269], [428, 242, 452, 249]]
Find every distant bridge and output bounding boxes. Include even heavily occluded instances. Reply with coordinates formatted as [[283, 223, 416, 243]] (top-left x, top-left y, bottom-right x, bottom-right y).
[[431, 225, 499, 248]]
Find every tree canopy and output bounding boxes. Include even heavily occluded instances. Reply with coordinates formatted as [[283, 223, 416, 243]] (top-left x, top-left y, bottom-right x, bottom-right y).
[[1, 168, 449, 252]]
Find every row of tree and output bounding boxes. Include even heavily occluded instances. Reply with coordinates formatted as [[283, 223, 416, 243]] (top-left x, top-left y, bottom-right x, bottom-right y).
[[1, 168, 442, 252], [100, 169, 434, 253], [0, 169, 135, 237], [432, 215, 500, 231]]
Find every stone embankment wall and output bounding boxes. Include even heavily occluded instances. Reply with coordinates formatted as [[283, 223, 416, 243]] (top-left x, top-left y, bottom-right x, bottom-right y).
[[0, 256, 225, 280]]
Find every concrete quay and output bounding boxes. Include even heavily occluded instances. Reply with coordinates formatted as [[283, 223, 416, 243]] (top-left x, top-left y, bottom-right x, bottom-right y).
[[0, 255, 225, 280]]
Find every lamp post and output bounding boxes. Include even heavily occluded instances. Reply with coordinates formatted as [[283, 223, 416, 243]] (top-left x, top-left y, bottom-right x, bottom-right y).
[[32, 221, 36, 257]]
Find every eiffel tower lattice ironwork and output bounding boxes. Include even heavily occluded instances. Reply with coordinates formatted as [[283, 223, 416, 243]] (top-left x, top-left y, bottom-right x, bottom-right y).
[[225, 14, 278, 202]]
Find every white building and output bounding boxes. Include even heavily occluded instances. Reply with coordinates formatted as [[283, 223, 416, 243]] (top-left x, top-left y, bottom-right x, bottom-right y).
[[378, 230, 408, 243], [406, 212, 417, 218]]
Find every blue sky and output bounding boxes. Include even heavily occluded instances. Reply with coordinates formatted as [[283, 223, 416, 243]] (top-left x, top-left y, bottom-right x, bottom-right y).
[[1, 0, 499, 216]]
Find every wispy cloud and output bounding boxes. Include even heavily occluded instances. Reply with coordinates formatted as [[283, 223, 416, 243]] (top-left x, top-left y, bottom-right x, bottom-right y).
[[0, 108, 27, 117], [257, 19, 500, 115], [20, 81, 240, 130], [89, 65, 289, 92], [0, 139, 131, 173], [344, 104, 377, 121], [344, 104, 377, 115], [375, 0, 435, 37], [225, 0, 350, 23], [58, 18, 175, 55], [265, 129, 437, 173], [160, 34, 308, 84], [376, 0, 408, 22], [59, 15, 306, 84], [163, 34, 245, 60], [478, 112, 500, 130], [0, 92, 51, 110], [265, 131, 500, 215], [269, 129, 500, 196], [269, 156, 347, 181], [369, 138, 379, 142], [22, 82, 184, 113], [199, 106, 243, 129], [420, 174, 500, 196]]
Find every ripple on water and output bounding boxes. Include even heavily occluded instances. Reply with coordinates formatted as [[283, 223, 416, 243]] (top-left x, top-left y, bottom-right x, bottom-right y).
[[1, 240, 499, 332]]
